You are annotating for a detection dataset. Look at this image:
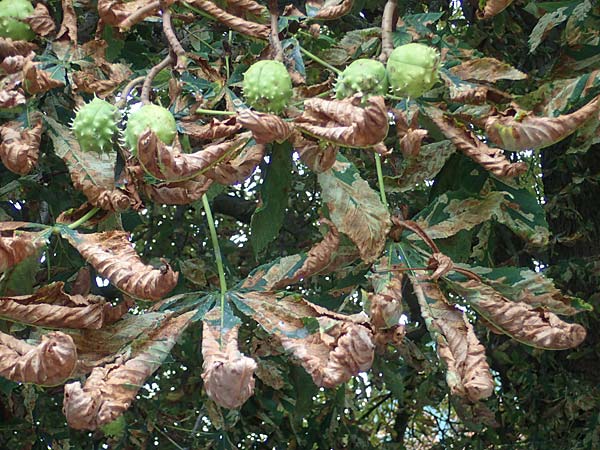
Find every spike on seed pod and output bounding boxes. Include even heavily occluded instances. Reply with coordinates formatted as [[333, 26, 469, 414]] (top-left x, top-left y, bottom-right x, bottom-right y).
[[0, 0, 35, 41], [124, 104, 177, 153], [386, 43, 440, 98], [71, 97, 120, 154], [335, 59, 388, 101], [243, 60, 293, 114]]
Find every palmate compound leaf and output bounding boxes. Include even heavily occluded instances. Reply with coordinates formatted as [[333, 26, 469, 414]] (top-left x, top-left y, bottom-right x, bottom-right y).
[[0, 116, 43, 175], [410, 274, 494, 402], [0, 282, 132, 329], [45, 116, 135, 212], [233, 292, 374, 388], [201, 308, 257, 409], [0, 330, 77, 386], [485, 95, 600, 151], [62, 230, 178, 301], [0, 225, 46, 273], [63, 311, 194, 430], [318, 154, 390, 264]]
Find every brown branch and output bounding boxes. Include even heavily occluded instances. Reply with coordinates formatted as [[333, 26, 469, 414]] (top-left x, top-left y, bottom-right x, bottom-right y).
[[141, 54, 174, 104], [116, 76, 145, 108], [268, 0, 283, 61], [161, 5, 188, 71], [379, 0, 397, 63], [120, 0, 161, 30]]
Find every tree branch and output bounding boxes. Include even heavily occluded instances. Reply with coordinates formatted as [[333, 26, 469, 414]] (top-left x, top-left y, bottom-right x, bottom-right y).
[[379, 0, 397, 63]]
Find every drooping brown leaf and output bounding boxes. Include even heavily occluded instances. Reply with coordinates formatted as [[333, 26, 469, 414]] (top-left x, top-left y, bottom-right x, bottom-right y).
[[137, 130, 251, 182], [201, 317, 257, 409], [63, 230, 178, 301], [485, 95, 600, 151], [0, 331, 77, 386], [291, 131, 338, 173], [308, 0, 354, 20], [0, 117, 43, 175], [185, 0, 270, 39], [46, 116, 136, 212], [242, 292, 374, 388], [237, 109, 294, 144], [98, 0, 160, 29], [22, 60, 64, 94], [295, 96, 389, 149], [71, 72, 120, 98], [455, 279, 587, 350], [393, 108, 428, 157], [227, 0, 268, 16], [425, 106, 527, 177], [0, 37, 37, 58], [144, 176, 214, 205], [367, 266, 405, 350], [412, 275, 494, 402], [0, 282, 131, 329], [0, 88, 26, 108], [477, 0, 515, 19], [71, 266, 92, 296], [55, 0, 77, 42], [63, 312, 193, 430], [0, 225, 45, 273], [23, 3, 56, 37], [428, 252, 454, 281], [450, 57, 527, 83], [204, 142, 265, 185], [180, 117, 242, 142]]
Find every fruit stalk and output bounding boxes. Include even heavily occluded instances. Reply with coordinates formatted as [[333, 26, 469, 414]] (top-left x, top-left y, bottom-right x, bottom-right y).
[[141, 54, 174, 104], [268, 0, 283, 61], [379, 0, 398, 63]]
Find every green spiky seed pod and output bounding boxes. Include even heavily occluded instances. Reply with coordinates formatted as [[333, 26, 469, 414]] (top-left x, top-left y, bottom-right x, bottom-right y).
[[124, 104, 177, 152], [71, 98, 120, 154], [335, 59, 388, 100], [0, 0, 35, 41], [243, 60, 293, 114], [386, 43, 440, 98]]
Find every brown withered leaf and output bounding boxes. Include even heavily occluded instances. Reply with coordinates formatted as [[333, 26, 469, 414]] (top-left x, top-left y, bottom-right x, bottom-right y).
[[291, 131, 338, 173], [296, 96, 389, 149], [455, 279, 587, 350], [367, 266, 405, 350], [237, 109, 294, 144], [137, 130, 250, 182], [428, 252, 454, 281], [0, 89, 26, 108], [46, 116, 135, 212], [24, 3, 56, 37], [393, 108, 428, 157], [72, 71, 120, 98], [144, 176, 213, 205], [71, 266, 92, 296], [450, 57, 527, 83], [0, 331, 77, 386], [22, 60, 64, 94], [412, 275, 494, 402], [180, 117, 242, 142], [0, 229, 45, 273], [308, 0, 354, 20], [1, 54, 31, 73], [204, 142, 265, 185], [201, 317, 257, 409], [0, 37, 37, 58], [227, 0, 267, 16], [294, 75, 335, 98], [98, 0, 160, 29], [485, 95, 600, 151], [186, 0, 270, 39], [63, 230, 178, 301], [63, 312, 193, 430], [0, 282, 131, 329], [56, 0, 77, 42], [425, 106, 527, 178], [0, 117, 43, 175], [241, 292, 374, 388], [477, 0, 514, 19]]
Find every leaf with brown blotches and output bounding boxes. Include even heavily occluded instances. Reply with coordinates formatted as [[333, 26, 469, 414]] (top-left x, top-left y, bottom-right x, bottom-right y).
[[425, 106, 527, 178], [137, 130, 251, 182], [307, 0, 354, 20], [477, 0, 514, 19], [296, 96, 389, 149], [291, 131, 338, 173], [452, 279, 587, 350], [318, 154, 390, 264], [71, 72, 120, 98], [238, 292, 374, 388], [45, 116, 135, 212], [97, 0, 159, 29], [0, 331, 77, 386], [0, 227, 45, 273], [0, 89, 26, 108], [201, 314, 257, 409], [22, 60, 64, 94], [0, 282, 131, 329], [180, 117, 242, 142], [186, 0, 270, 39], [55, 0, 77, 42], [0, 117, 43, 175], [63, 230, 178, 301], [24, 3, 56, 37], [367, 266, 405, 350], [412, 275, 494, 402], [237, 109, 294, 144], [393, 108, 428, 157], [144, 176, 213, 205], [205, 142, 265, 185], [63, 312, 193, 430], [0, 37, 37, 58], [450, 57, 527, 83], [485, 95, 600, 151]]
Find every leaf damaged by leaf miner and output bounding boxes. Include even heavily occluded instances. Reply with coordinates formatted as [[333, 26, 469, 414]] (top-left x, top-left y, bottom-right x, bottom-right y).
[[98, 0, 160, 30], [180, 117, 242, 143], [63, 230, 178, 301], [204, 141, 265, 185], [485, 95, 600, 151], [237, 109, 294, 144], [295, 96, 389, 149], [367, 266, 405, 350], [0, 116, 43, 175], [393, 108, 428, 157], [63, 312, 193, 430], [185, 0, 270, 39], [23, 3, 56, 37], [144, 176, 214, 205], [22, 59, 65, 95], [291, 131, 338, 173], [0, 330, 77, 386], [0, 227, 46, 273], [318, 154, 390, 264], [411, 274, 494, 402], [449, 57, 527, 83], [307, 0, 354, 20], [201, 316, 257, 409]]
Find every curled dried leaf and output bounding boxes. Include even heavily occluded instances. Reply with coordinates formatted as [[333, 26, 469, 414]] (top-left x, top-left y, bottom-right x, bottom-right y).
[[227, 0, 267, 16], [291, 131, 338, 173], [0, 282, 131, 329], [0, 331, 77, 386], [24, 3, 56, 37], [0, 117, 43, 175], [450, 57, 527, 83], [180, 117, 242, 142], [477, 0, 514, 19], [425, 106, 527, 178], [485, 95, 600, 151], [308, 0, 354, 20], [22, 60, 64, 94], [368, 268, 405, 350], [63, 230, 178, 301], [0, 37, 37, 58], [394, 108, 428, 157], [204, 143, 265, 185], [201, 320, 257, 409], [185, 0, 270, 39], [56, 0, 77, 42], [296, 96, 389, 149], [0, 229, 45, 273], [98, 0, 160, 29], [72, 72, 120, 97], [428, 252, 454, 281], [237, 109, 294, 144], [0, 89, 26, 108], [63, 312, 193, 429], [144, 176, 213, 205]]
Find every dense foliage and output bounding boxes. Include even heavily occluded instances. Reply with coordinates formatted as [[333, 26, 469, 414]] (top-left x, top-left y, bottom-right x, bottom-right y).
[[0, 0, 599, 449]]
